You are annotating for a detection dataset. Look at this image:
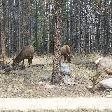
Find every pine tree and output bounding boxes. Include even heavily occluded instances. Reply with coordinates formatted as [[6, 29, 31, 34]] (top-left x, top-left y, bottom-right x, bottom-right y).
[[51, 0, 62, 84], [1, 0, 8, 64]]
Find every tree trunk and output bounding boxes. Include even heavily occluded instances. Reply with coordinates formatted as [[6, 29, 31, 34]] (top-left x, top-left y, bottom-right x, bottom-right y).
[[1, 0, 8, 64], [51, 0, 62, 84], [1, 32, 8, 64], [0, 21, 2, 55]]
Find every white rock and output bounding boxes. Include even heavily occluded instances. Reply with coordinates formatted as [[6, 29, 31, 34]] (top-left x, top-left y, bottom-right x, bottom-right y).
[[61, 63, 71, 74], [99, 78, 112, 89], [63, 75, 75, 85]]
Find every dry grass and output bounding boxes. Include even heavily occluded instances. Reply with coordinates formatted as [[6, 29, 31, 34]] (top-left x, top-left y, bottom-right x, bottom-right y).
[[0, 53, 111, 98]]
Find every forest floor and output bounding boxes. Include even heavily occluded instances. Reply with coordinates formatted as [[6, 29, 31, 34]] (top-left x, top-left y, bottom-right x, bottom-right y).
[[0, 53, 112, 111], [0, 53, 112, 98]]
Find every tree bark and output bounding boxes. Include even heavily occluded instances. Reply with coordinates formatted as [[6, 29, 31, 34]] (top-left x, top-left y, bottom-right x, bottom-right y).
[[51, 0, 62, 84], [1, 32, 8, 64], [1, 0, 8, 64]]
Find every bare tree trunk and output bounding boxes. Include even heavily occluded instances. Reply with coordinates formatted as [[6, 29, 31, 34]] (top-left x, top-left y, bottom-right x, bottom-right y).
[[51, 0, 62, 84], [44, 0, 50, 54], [35, 1, 38, 54], [1, 32, 8, 64], [1, 0, 8, 64], [0, 21, 2, 55], [0, 0, 3, 56]]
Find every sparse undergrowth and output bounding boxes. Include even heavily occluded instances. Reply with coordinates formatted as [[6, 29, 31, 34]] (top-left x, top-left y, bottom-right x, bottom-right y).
[[0, 53, 112, 98]]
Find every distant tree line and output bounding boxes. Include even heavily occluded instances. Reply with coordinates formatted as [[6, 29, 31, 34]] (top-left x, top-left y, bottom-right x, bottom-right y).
[[0, 0, 112, 57]]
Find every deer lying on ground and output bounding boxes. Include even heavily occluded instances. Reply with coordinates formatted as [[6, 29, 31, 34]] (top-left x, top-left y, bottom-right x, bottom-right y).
[[12, 45, 34, 66]]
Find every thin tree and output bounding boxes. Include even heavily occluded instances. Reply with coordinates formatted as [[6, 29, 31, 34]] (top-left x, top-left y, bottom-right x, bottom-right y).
[[51, 0, 62, 84], [1, 0, 8, 64]]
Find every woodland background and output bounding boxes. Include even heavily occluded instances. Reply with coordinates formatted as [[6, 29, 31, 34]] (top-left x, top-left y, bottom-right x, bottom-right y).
[[0, 0, 112, 57], [0, 0, 112, 101]]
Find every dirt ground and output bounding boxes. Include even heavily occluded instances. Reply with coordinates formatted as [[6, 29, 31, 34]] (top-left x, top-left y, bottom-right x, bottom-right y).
[[0, 53, 112, 98]]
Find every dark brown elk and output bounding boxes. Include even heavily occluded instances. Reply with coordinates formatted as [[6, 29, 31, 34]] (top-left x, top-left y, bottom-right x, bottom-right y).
[[91, 56, 112, 89], [61, 45, 71, 63], [12, 45, 34, 66]]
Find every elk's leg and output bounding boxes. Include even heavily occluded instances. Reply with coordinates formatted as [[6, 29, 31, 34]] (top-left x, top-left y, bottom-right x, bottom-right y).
[[28, 58, 32, 65], [67, 54, 71, 63], [28, 59, 31, 65], [64, 55, 67, 62]]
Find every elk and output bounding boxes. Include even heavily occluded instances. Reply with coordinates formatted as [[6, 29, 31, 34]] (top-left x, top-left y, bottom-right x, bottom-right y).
[[12, 45, 34, 66], [61, 45, 71, 63]]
